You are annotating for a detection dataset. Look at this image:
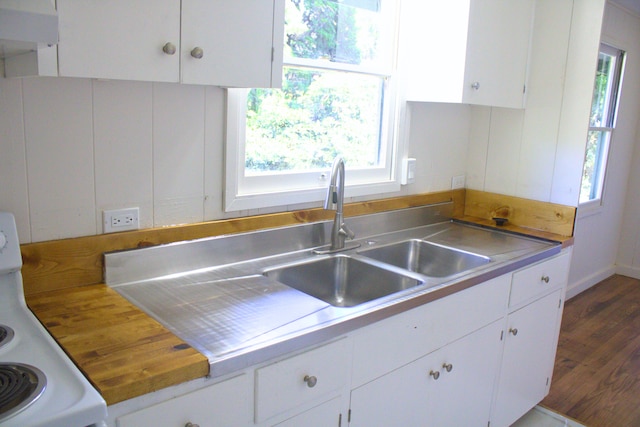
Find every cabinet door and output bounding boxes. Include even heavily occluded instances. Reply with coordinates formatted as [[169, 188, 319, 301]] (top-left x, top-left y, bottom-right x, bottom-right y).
[[117, 374, 251, 427], [181, 0, 284, 87], [349, 321, 503, 426], [426, 319, 503, 426], [272, 396, 342, 427], [57, 0, 180, 82], [492, 289, 563, 427], [462, 0, 534, 108]]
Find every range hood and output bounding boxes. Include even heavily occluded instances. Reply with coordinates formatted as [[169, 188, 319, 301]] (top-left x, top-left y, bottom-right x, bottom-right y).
[[0, 0, 58, 60]]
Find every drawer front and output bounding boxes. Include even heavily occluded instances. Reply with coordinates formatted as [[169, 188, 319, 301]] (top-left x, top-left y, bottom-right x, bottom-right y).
[[255, 338, 348, 423], [117, 374, 251, 427], [351, 273, 511, 388], [510, 252, 570, 307]]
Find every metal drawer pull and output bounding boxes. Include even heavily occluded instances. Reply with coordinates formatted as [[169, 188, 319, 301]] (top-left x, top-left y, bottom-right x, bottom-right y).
[[442, 363, 453, 372], [541, 275, 550, 283], [185, 423, 200, 427], [509, 327, 518, 336], [429, 370, 440, 380], [303, 375, 317, 388]]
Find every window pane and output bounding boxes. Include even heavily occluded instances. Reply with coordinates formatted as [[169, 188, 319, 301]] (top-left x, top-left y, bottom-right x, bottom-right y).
[[580, 130, 610, 203], [245, 66, 385, 175], [590, 51, 616, 128], [284, 0, 388, 68]]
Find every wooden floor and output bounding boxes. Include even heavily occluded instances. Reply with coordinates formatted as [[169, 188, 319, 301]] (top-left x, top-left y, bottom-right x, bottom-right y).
[[541, 274, 640, 427]]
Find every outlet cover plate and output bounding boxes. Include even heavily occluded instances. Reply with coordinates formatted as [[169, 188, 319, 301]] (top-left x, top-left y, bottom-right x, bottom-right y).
[[451, 175, 465, 189], [103, 208, 139, 233]]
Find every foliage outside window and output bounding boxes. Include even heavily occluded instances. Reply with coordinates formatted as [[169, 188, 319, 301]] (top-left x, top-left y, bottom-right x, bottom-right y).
[[226, 0, 399, 211], [580, 44, 625, 205]]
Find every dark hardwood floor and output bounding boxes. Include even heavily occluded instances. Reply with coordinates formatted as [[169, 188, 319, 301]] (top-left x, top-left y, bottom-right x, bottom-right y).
[[541, 274, 640, 427]]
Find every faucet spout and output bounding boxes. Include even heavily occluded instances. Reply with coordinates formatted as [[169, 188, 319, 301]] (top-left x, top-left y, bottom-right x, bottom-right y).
[[314, 157, 360, 254]]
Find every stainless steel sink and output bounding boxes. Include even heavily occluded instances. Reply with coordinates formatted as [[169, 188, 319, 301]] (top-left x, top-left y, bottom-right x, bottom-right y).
[[263, 255, 422, 307], [359, 239, 491, 278]]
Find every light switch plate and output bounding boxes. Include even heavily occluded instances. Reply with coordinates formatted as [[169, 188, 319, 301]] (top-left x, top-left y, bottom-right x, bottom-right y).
[[401, 158, 416, 185], [451, 175, 465, 189]]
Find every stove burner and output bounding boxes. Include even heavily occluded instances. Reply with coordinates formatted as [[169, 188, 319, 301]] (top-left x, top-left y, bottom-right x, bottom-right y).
[[0, 363, 47, 422], [0, 325, 14, 350]]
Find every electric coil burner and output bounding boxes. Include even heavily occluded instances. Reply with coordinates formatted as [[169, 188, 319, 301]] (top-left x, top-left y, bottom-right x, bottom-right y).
[[0, 212, 107, 427]]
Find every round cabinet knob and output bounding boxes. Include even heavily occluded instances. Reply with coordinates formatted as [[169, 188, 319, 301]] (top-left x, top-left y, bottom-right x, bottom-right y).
[[162, 42, 176, 55], [509, 327, 518, 336], [190, 47, 204, 59], [303, 375, 317, 388], [442, 363, 453, 373], [471, 81, 481, 90], [429, 370, 440, 380], [541, 275, 550, 283], [185, 423, 200, 427]]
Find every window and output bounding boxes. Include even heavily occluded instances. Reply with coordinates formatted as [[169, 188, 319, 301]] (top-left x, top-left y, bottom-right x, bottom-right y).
[[226, 0, 400, 211], [579, 44, 625, 205]]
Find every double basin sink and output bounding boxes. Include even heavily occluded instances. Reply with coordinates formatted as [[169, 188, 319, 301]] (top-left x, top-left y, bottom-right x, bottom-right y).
[[264, 239, 491, 307]]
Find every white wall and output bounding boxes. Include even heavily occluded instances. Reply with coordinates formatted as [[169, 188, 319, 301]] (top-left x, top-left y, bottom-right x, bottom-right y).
[[0, 76, 473, 243], [611, 3, 640, 280], [567, 2, 640, 297]]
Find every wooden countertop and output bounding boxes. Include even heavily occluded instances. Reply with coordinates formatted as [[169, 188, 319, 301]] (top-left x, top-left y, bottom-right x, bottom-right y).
[[26, 284, 209, 405]]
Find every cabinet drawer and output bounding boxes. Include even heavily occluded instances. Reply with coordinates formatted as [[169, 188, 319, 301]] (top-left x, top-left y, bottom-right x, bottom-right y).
[[510, 252, 570, 307], [255, 338, 348, 423], [117, 374, 250, 427], [351, 274, 510, 387]]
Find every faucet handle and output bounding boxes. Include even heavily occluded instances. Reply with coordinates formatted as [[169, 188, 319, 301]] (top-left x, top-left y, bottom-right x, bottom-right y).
[[339, 223, 355, 240]]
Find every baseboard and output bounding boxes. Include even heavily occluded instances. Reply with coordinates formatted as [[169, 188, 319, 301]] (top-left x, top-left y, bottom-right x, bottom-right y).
[[566, 266, 616, 299], [615, 264, 640, 280]]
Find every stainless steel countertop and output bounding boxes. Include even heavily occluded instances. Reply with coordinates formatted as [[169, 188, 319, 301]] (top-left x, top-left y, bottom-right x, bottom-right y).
[[105, 204, 560, 377]]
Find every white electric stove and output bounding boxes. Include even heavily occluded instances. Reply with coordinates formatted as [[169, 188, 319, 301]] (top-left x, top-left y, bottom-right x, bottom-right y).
[[0, 212, 107, 427]]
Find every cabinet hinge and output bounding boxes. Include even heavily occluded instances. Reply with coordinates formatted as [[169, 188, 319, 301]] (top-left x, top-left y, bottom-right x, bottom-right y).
[[559, 298, 562, 308], [523, 84, 526, 94], [500, 330, 504, 341], [348, 409, 352, 423], [546, 377, 550, 386], [338, 413, 342, 427], [271, 47, 275, 63]]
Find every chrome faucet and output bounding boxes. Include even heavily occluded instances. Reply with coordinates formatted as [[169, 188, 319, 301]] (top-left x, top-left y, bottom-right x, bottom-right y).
[[314, 157, 360, 254]]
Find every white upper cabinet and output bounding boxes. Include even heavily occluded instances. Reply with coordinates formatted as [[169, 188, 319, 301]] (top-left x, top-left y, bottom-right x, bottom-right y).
[[57, 0, 181, 83], [400, 0, 534, 108], [57, 0, 284, 87]]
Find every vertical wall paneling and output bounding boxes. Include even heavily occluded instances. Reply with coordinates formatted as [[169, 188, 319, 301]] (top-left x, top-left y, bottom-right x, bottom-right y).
[[465, 106, 491, 191], [23, 78, 96, 242], [0, 78, 30, 242], [152, 83, 206, 227], [515, 0, 573, 202], [93, 80, 154, 231], [550, 0, 607, 206], [203, 86, 225, 221], [483, 108, 525, 196]]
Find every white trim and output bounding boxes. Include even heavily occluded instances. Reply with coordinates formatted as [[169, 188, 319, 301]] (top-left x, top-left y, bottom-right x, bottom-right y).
[[566, 266, 616, 299], [615, 264, 640, 280]]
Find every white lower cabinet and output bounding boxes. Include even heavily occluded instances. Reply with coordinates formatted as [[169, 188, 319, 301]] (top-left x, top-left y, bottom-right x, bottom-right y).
[[117, 373, 251, 427], [491, 289, 564, 427], [272, 396, 342, 427], [349, 320, 504, 427]]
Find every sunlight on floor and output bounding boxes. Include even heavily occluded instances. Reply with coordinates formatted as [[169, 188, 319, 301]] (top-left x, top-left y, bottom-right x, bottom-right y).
[[512, 406, 586, 427]]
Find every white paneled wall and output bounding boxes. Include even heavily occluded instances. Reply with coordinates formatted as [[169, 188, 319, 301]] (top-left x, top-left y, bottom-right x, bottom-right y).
[[0, 77, 474, 243]]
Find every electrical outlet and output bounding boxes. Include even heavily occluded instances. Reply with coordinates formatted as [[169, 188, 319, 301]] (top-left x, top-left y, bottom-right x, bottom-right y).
[[103, 208, 139, 233], [451, 175, 465, 189]]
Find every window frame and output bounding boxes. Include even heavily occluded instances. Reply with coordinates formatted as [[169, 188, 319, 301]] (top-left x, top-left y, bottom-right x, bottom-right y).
[[224, 0, 402, 212], [579, 43, 625, 210]]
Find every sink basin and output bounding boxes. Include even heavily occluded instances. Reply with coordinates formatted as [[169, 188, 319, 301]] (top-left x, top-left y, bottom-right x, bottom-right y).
[[359, 239, 491, 278], [264, 255, 422, 307]]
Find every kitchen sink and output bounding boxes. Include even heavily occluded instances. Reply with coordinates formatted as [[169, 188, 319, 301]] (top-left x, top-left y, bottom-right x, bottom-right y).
[[263, 255, 422, 307], [359, 239, 491, 278]]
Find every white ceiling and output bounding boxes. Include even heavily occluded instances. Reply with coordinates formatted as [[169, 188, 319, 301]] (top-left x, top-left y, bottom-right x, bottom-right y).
[[610, 0, 640, 15]]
